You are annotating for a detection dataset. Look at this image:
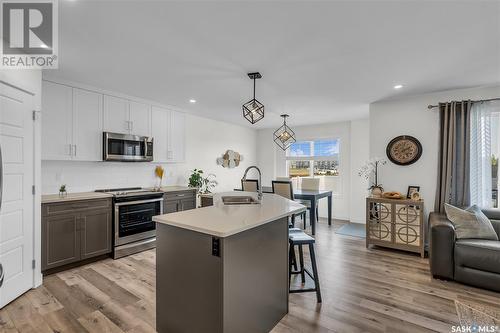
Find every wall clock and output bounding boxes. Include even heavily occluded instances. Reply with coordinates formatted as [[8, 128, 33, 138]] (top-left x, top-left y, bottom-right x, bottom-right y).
[[386, 135, 422, 166]]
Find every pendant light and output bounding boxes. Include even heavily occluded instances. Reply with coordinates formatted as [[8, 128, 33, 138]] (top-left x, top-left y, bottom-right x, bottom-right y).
[[273, 114, 296, 150], [242, 72, 264, 124]]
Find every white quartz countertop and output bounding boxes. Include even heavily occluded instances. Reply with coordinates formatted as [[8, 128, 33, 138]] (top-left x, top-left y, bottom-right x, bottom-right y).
[[153, 191, 306, 237], [42, 186, 195, 203], [42, 192, 113, 203]]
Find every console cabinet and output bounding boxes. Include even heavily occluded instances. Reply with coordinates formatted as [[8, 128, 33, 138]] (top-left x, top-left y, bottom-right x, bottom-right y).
[[42, 198, 112, 272], [366, 196, 425, 257]]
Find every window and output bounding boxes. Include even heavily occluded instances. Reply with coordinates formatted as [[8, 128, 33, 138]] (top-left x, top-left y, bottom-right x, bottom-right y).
[[470, 101, 500, 208], [287, 139, 340, 177]]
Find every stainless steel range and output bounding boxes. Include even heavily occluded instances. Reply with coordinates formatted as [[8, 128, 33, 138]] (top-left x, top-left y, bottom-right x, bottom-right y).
[[96, 187, 163, 259]]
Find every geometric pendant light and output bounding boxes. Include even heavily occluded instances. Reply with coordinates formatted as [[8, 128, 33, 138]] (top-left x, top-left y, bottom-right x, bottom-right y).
[[273, 114, 296, 150], [242, 72, 264, 124]]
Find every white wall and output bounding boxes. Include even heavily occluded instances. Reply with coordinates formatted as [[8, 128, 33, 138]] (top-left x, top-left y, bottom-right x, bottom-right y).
[[350, 118, 370, 223], [256, 118, 370, 222], [42, 114, 257, 193], [369, 85, 500, 220]]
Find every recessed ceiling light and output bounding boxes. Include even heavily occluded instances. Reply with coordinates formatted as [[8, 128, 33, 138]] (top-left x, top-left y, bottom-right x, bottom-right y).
[[394, 84, 403, 89], [189, 99, 196, 103]]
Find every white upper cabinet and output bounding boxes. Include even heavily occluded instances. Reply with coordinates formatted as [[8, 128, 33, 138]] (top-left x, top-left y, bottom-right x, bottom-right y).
[[42, 81, 73, 160], [103, 95, 129, 134], [129, 101, 151, 136], [169, 111, 186, 163], [42, 81, 185, 163], [151, 106, 186, 163], [104, 96, 151, 136], [151, 106, 169, 162], [72, 88, 103, 161]]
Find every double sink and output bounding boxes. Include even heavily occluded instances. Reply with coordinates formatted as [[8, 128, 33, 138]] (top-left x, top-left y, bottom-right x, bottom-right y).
[[221, 196, 260, 205]]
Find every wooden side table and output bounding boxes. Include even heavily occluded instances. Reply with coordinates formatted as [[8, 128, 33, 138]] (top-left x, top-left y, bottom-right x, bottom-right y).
[[366, 196, 425, 258]]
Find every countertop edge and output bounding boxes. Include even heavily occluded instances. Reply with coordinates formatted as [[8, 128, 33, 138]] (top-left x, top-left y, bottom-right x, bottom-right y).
[[153, 205, 306, 238]]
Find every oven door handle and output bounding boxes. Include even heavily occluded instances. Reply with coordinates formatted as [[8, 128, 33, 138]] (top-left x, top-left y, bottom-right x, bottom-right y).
[[114, 198, 164, 206]]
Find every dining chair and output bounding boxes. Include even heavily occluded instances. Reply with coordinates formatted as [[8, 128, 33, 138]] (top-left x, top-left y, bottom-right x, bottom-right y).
[[297, 177, 320, 228], [277, 176, 300, 192], [272, 180, 305, 228], [241, 179, 259, 192]]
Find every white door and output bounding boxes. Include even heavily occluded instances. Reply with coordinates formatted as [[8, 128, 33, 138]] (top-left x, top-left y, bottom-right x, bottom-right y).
[[73, 88, 103, 161], [103, 95, 129, 134], [169, 111, 186, 162], [41, 81, 72, 160], [151, 106, 169, 162], [129, 101, 150, 136], [0, 82, 35, 308]]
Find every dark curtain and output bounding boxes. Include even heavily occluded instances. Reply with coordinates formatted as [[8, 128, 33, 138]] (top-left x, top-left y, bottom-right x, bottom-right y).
[[434, 100, 472, 213]]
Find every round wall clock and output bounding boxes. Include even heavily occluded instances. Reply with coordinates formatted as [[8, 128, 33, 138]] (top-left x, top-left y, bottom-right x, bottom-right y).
[[386, 135, 422, 166]]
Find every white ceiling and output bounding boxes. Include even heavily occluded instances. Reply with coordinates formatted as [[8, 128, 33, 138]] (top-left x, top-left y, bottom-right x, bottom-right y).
[[44, 0, 500, 128]]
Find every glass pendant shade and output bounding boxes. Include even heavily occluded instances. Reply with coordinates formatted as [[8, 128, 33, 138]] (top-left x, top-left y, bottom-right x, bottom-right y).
[[242, 99, 264, 124], [242, 72, 264, 124], [273, 114, 296, 151]]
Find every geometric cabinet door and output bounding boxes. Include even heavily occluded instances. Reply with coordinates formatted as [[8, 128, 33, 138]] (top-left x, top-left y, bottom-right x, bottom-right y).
[[366, 197, 425, 258]]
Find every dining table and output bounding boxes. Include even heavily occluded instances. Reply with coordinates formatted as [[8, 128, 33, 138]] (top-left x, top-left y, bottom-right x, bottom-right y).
[[234, 186, 332, 235]]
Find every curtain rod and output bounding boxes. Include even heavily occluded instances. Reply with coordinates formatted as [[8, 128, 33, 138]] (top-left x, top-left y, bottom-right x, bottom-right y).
[[427, 97, 500, 109]]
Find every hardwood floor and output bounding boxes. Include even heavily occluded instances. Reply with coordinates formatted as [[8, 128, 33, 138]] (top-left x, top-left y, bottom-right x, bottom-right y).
[[1, 220, 499, 333]]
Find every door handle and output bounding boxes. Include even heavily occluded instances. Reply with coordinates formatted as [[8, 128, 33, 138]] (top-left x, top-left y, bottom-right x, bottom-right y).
[[0, 263, 4, 288]]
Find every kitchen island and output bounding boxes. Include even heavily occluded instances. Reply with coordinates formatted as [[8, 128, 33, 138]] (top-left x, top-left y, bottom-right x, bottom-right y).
[[153, 191, 306, 333]]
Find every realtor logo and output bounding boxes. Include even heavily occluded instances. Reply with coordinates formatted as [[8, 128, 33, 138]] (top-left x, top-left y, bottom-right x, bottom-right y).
[[1, 0, 58, 68]]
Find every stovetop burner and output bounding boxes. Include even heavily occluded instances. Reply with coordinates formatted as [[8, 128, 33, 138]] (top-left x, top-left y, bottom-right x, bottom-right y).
[[95, 187, 162, 197]]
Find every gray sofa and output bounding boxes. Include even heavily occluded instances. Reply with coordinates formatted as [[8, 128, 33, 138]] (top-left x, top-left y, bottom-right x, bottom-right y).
[[429, 209, 500, 292]]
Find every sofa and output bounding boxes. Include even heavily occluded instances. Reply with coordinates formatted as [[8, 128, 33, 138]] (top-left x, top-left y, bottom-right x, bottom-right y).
[[429, 209, 500, 292]]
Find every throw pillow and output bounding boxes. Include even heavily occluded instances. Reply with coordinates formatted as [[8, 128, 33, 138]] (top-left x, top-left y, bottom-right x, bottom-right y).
[[444, 204, 499, 240]]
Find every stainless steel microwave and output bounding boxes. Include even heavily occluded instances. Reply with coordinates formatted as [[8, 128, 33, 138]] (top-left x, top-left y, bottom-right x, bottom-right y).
[[103, 132, 154, 162]]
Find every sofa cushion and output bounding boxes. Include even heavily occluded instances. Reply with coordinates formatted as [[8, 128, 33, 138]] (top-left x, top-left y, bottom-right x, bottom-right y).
[[455, 239, 500, 275], [444, 204, 499, 240]]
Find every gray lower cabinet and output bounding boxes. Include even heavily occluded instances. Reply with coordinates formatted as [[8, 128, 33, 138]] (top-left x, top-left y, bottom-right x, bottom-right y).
[[42, 198, 112, 272], [80, 208, 113, 259], [163, 190, 196, 214]]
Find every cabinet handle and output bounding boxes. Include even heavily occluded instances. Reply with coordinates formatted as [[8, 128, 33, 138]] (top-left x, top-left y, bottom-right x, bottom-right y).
[[68, 144, 73, 156], [125, 121, 129, 131], [73, 145, 77, 156], [130, 121, 133, 131]]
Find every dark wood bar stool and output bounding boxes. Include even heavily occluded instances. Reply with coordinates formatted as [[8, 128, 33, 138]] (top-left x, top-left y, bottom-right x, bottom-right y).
[[288, 231, 322, 303]]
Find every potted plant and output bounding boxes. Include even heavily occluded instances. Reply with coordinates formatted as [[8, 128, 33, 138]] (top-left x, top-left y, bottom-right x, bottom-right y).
[[188, 169, 218, 194], [59, 184, 67, 198], [201, 173, 218, 194], [188, 169, 204, 192], [358, 158, 387, 196]]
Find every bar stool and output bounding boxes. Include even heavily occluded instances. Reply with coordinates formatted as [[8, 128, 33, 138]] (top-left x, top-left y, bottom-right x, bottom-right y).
[[288, 231, 322, 303]]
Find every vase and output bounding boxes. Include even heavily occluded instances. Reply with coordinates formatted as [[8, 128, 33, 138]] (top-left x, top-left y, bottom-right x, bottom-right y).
[[371, 186, 383, 197]]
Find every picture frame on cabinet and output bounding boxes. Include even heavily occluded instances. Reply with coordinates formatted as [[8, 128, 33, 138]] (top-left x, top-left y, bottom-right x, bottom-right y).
[[407, 185, 420, 199]]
